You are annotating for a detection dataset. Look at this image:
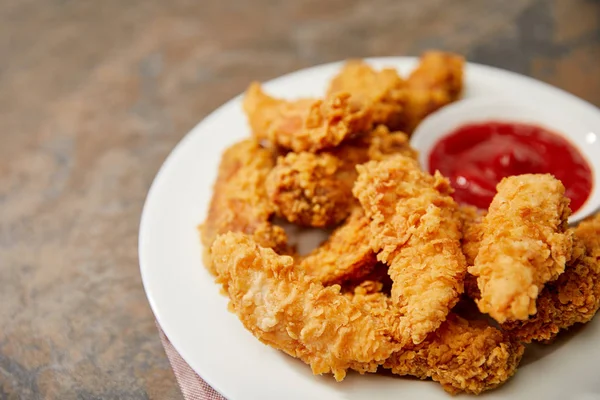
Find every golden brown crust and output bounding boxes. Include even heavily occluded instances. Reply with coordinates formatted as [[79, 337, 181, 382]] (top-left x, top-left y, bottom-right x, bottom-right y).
[[265, 126, 417, 228], [212, 232, 400, 381], [265, 152, 351, 227], [243, 82, 373, 152], [199, 53, 541, 395], [502, 214, 600, 342], [345, 289, 524, 395], [459, 205, 485, 300], [214, 233, 523, 393], [199, 139, 289, 274], [459, 205, 485, 267], [353, 155, 466, 345], [384, 314, 524, 395], [327, 61, 406, 129], [299, 208, 378, 285], [402, 51, 464, 133], [469, 175, 573, 323]]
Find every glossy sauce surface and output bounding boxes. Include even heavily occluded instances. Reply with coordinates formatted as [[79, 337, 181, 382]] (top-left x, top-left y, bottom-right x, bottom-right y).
[[429, 121, 593, 211]]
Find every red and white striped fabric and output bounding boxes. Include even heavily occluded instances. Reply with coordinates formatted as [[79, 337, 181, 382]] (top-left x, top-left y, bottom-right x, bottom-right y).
[[157, 323, 226, 400]]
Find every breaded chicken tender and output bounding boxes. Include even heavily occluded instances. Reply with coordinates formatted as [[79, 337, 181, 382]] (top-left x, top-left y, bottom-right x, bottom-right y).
[[214, 233, 523, 394], [469, 175, 573, 323], [345, 289, 524, 394], [243, 82, 373, 152], [265, 151, 351, 227], [353, 155, 467, 345], [299, 208, 377, 285], [384, 314, 524, 395], [503, 213, 600, 342], [327, 61, 406, 129], [199, 139, 289, 274], [212, 232, 400, 381], [402, 51, 464, 133], [265, 126, 416, 227]]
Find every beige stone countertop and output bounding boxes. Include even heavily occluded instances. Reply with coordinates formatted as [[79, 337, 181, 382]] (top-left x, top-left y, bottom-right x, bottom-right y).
[[1, 0, 599, 398]]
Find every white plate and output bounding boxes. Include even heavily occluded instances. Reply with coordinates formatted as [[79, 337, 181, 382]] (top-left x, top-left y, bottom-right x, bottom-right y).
[[139, 57, 600, 400]]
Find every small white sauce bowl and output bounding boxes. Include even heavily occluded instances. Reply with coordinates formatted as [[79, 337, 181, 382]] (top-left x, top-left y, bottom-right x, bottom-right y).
[[410, 96, 600, 224]]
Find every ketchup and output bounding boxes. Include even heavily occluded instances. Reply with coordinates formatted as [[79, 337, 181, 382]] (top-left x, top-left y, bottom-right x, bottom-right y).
[[428, 121, 593, 212]]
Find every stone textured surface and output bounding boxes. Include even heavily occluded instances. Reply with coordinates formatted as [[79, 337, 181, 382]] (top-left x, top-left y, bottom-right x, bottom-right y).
[[0, 0, 598, 398]]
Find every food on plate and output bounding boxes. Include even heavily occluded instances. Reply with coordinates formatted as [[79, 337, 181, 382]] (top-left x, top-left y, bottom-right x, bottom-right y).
[[212, 232, 401, 381], [213, 232, 523, 393], [459, 204, 485, 267], [265, 125, 416, 227], [365, 125, 418, 161], [428, 121, 594, 211], [402, 51, 464, 133], [502, 213, 600, 342], [469, 175, 573, 323], [199, 139, 290, 274], [243, 82, 373, 152], [299, 207, 377, 285], [353, 155, 466, 345], [199, 52, 599, 394], [383, 313, 524, 395], [327, 60, 406, 129], [459, 205, 486, 300], [266, 151, 351, 227]]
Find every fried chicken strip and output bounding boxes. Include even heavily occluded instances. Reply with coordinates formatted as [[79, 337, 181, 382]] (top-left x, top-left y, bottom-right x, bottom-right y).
[[299, 208, 377, 285], [265, 151, 351, 227], [503, 213, 600, 342], [344, 289, 524, 394], [243, 82, 372, 152], [402, 51, 464, 133], [353, 155, 466, 345], [212, 232, 400, 381], [384, 313, 524, 395], [199, 139, 288, 274], [327, 60, 406, 129], [469, 174, 573, 323], [214, 232, 523, 394], [266, 126, 417, 227]]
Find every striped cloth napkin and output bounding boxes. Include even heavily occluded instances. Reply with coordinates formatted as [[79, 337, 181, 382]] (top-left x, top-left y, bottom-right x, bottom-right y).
[[157, 323, 226, 400]]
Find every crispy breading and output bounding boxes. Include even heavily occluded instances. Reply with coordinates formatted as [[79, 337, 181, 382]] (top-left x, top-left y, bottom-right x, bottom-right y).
[[365, 125, 418, 161], [265, 152, 351, 227], [353, 155, 466, 345], [199, 139, 289, 274], [402, 51, 464, 133], [265, 126, 416, 227], [459, 205, 485, 267], [340, 262, 393, 295], [407, 51, 463, 97], [469, 175, 573, 323], [458, 205, 485, 300], [502, 213, 600, 342], [327, 60, 406, 129], [384, 314, 524, 395], [299, 208, 378, 285], [243, 82, 373, 152], [345, 289, 524, 395], [214, 233, 523, 394], [212, 232, 400, 381]]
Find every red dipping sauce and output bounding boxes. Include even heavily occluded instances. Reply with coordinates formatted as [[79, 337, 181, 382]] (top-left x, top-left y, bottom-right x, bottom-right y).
[[429, 121, 593, 212]]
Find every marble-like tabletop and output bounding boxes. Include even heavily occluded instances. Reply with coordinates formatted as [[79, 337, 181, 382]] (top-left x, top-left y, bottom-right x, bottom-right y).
[[1, 0, 599, 398]]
